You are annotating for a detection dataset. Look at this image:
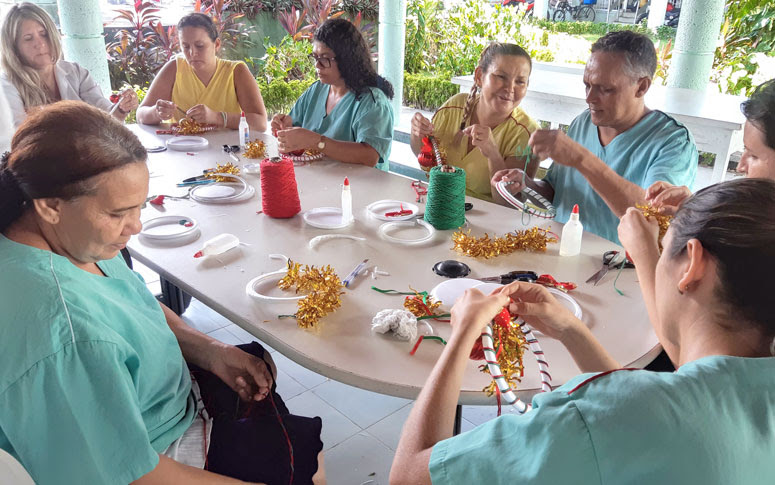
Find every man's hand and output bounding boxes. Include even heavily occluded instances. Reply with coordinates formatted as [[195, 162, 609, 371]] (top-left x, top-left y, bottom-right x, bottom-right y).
[[645, 181, 691, 216], [529, 129, 589, 168]]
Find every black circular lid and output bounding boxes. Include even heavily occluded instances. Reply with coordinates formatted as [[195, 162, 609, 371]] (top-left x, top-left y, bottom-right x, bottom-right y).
[[432, 260, 471, 278]]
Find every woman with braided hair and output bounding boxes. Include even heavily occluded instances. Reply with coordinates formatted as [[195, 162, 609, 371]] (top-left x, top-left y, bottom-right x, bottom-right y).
[[410, 43, 539, 203], [271, 18, 394, 170]]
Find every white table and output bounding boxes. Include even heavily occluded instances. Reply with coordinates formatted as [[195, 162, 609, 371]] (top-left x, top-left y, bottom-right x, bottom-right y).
[[452, 68, 747, 184], [127, 124, 659, 405]]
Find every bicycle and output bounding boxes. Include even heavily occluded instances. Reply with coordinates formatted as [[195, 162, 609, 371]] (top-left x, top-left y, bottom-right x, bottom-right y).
[[552, 0, 596, 22]]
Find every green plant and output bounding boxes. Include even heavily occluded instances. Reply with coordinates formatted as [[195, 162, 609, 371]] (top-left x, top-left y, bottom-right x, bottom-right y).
[[256, 35, 315, 83], [340, 0, 377, 20], [106, 0, 171, 89], [195, 0, 256, 58], [121, 85, 148, 124], [713, 0, 775, 96], [258, 77, 317, 116], [531, 18, 652, 39], [655, 25, 676, 42], [402, 71, 458, 111], [653, 38, 672, 85], [404, 0, 442, 73]]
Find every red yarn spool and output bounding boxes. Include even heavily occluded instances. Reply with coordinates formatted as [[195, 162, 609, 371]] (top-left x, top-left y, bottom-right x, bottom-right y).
[[260, 157, 301, 218]]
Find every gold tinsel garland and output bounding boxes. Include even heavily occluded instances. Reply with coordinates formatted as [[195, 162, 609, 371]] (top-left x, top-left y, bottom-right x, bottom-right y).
[[636, 203, 673, 250], [278, 260, 344, 329], [205, 162, 241, 183], [402, 288, 444, 319], [452, 227, 558, 259], [243, 140, 267, 159], [480, 315, 528, 397], [176, 118, 210, 135]]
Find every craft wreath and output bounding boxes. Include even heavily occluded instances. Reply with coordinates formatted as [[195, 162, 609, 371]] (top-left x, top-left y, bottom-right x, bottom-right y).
[[480, 315, 552, 414], [495, 181, 556, 219], [205, 162, 241, 182], [277, 259, 344, 329], [286, 150, 323, 164], [452, 227, 558, 259], [189, 173, 251, 203]]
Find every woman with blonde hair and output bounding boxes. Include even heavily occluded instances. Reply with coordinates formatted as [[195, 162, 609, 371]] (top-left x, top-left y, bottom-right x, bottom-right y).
[[0, 2, 137, 127], [410, 43, 539, 203], [137, 13, 267, 131]]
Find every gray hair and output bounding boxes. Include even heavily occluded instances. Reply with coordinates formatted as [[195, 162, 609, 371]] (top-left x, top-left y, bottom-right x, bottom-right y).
[[0, 2, 63, 109], [591, 30, 656, 80]]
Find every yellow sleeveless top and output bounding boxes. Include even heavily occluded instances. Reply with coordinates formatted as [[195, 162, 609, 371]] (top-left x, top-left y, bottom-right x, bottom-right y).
[[171, 56, 243, 121]]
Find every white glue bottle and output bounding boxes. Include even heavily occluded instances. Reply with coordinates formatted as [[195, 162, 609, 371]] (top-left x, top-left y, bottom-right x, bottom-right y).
[[238, 111, 249, 148], [341, 177, 353, 224], [559, 204, 583, 257], [193, 233, 240, 258]]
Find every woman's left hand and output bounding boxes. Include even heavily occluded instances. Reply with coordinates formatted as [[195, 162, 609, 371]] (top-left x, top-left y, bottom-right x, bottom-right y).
[[449, 288, 510, 344], [618, 207, 660, 265], [276, 127, 317, 153], [118, 88, 139, 114], [463, 124, 498, 159], [209, 344, 274, 402], [186, 104, 220, 126]]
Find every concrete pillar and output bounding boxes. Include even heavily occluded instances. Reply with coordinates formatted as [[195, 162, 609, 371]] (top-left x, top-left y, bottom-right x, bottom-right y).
[[56, 0, 111, 94], [378, 0, 406, 125], [534, 0, 549, 20], [667, 0, 724, 91], [647, 0, 669, 30]]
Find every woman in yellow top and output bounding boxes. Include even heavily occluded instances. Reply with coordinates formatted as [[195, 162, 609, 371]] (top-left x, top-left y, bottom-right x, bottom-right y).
[[137, 13, 267, 131], [410, 43, 539, 203]]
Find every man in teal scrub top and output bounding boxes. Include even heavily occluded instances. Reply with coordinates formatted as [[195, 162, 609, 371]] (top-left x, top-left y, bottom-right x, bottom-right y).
[[493, 31, 697, 243], [271, 18, 394, 171]]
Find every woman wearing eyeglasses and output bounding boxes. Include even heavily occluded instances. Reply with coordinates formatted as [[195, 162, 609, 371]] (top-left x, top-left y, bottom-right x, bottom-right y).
[[271, 18, 395, 170], [137, 13, 267, 132]]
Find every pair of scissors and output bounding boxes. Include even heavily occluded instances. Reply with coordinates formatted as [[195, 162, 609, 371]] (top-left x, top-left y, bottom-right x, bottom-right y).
[[478, 270, 538, 284], [585, 251, 634, 286]]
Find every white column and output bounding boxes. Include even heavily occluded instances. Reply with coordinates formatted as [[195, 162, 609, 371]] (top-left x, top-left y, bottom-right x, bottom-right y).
[[647, 0, 669, 30], [56, 0, 111, 94], [534, 0, 549, 20], [378, 0, 406, 126], [667, 0, 725, 91]]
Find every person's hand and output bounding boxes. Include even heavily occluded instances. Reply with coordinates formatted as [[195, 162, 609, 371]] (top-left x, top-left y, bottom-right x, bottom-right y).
[[495, 281, 583, 342], [463, 124, 499, 159], [186, 104, 220, 126], [154, 99, 177, 121], [645, 181, 691, 216], [449, 288, 510, 344], [208, 344, 274, 402], [271, 113, 293, 137], [491, 168, 527, 194], [117, 88, 139, 115], [618, 207, 660, 266], [529, 129, 588, 168], [411, 112, 434, 139], [276, 127, 318, 153]]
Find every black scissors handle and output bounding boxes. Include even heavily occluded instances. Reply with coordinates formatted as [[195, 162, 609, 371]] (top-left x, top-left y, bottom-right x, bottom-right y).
[[603, 250, 634, 269]]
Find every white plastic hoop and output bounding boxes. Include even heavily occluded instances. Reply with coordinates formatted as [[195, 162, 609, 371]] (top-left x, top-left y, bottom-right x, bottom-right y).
[[495, 181, 556, 219], [190, 174, 252, 203], [286, 151, 323, 163], [377, 219, 435, 245], [245, 269, 304, 302], [481, 318, 552, 414]]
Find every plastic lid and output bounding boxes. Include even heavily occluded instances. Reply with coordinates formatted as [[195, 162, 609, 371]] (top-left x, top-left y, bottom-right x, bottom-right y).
[[572, 204, 579, 214], [344, 177, 349, 186], [240, 111, 245, 117]]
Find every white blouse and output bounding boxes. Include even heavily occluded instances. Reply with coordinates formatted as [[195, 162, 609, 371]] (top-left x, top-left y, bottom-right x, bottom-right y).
[[0, 60, 113, 128]]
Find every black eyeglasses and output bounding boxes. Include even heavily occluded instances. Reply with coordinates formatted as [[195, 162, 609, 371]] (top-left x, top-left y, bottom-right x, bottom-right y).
[[309, 54, 336, 68]]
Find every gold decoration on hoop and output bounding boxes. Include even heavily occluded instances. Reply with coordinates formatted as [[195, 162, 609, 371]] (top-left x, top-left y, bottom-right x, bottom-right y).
[[636, 203, 673, 250], [480, 316, 528, 397], [278, 260, 344, 329], [204, 162, 241, 182], [403, 287, 444, 319], [452, 227, 558, 259], [175, 118, 212, 135], [243, 140, 267, 159]]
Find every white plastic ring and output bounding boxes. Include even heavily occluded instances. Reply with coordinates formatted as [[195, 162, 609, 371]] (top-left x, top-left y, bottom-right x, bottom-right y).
[[245, 269, 304, 302], [496, 181, 556, 219], [481, 318, 552, 414], [547, 288, 583, 320], [377, 219, 435, 245], [190, 173, 250, 203]]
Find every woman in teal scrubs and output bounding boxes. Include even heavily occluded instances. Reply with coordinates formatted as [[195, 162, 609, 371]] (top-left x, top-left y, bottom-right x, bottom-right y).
[[271, 18, 394, 170], [0, 101, 324, 484], [390, 178, 775, 484]]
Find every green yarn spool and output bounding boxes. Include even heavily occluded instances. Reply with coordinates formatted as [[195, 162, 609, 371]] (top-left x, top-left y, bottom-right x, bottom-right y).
[[424, 166, 467, 230]]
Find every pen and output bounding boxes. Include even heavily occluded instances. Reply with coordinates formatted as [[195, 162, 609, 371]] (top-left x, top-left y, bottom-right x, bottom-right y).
[[343, 259, 369, 288]]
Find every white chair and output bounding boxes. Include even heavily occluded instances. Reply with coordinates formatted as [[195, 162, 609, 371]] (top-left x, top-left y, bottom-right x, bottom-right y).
[[0, 449, 34, 485]]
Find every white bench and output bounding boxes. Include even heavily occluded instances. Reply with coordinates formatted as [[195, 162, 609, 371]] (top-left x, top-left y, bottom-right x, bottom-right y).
[[452, 66, 747, 184]]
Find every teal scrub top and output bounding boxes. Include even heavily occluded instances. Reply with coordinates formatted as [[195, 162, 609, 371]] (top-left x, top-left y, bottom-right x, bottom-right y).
[[545, 109, 698, 243], [0, 235, 195, 485], [430, 355, 775, 484], [289, 80, 394, 171]]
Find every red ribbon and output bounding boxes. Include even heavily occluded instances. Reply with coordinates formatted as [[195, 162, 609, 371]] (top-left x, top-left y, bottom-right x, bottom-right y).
[[536, 274, 577, 292]]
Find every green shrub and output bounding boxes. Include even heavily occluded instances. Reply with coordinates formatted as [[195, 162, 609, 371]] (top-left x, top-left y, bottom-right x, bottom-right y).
[[403, 71, 458, 111], [256, 35, 315, 84], [258, 77, 317, 117], [531, 19, 653, 40], [655, 25, 676, 42]]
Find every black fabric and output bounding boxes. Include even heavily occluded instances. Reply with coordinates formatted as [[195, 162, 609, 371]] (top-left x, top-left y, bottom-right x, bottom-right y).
[[190, 342, 323, 485]]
